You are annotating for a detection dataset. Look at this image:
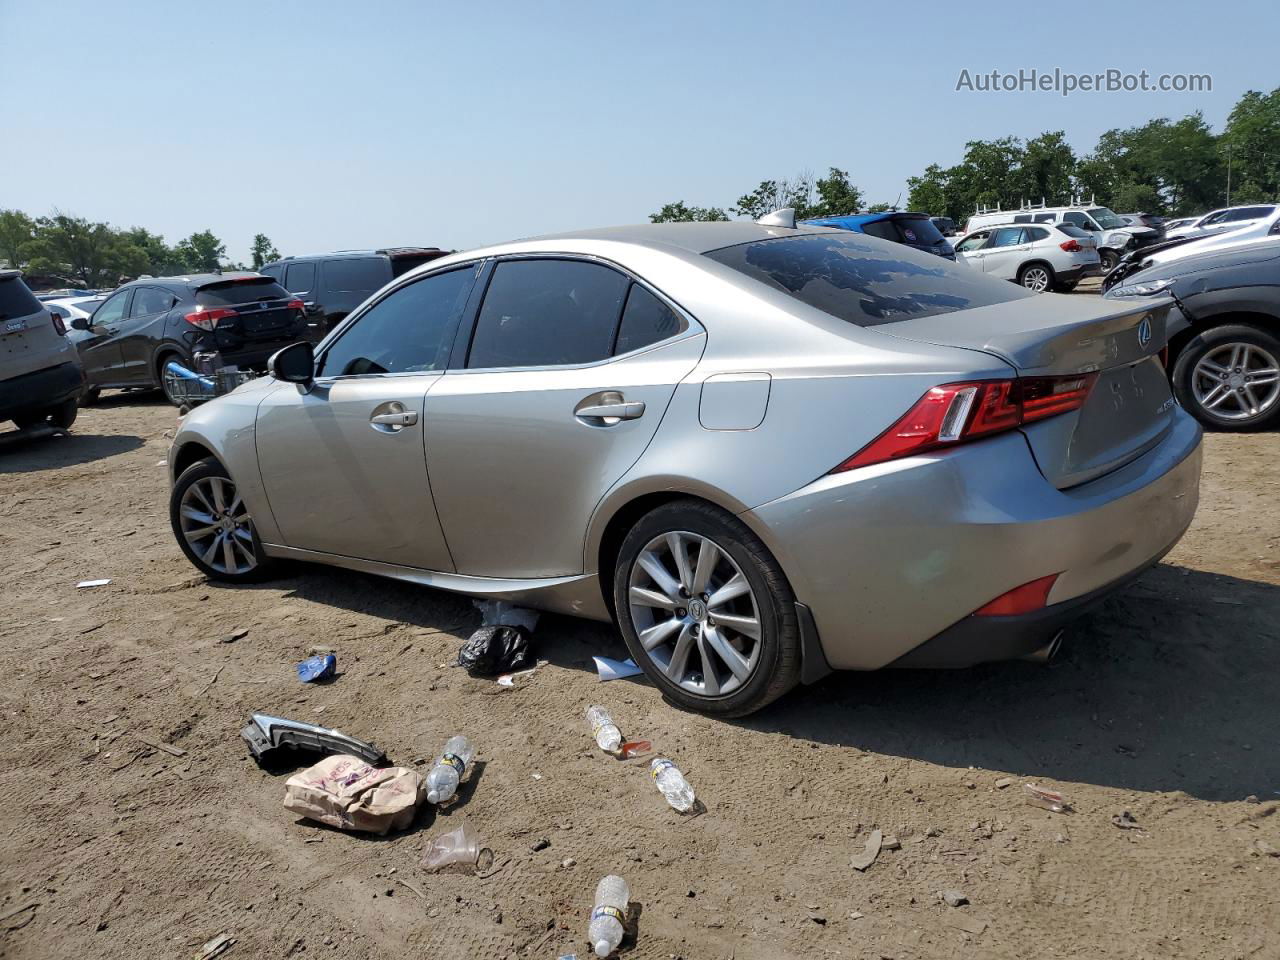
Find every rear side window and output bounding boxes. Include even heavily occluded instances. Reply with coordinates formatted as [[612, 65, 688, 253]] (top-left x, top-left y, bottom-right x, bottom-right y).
[[1025, 227, 1050, 242], [1033, 213, 1056, 223], [704, 232, 1032, 327], [615, 284, 682, 354], [324, 258, 388, 294], [859, 220, 897, 242], [284, 262, 315, 294], [1056, 224, 1090, 238], [892, 217, 945, 246], [196, 278, 290, 306], [467, 259, 629, 368], [318, 266, 477, 377], [389, 253, 447, 278], [131, 287, 174, 315], [260, 264, 284, 281], [1226, 206, 1273, 221], [0, 276, 43, 320]]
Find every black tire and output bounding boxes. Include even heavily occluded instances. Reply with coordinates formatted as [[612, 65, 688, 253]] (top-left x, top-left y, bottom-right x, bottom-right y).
[[169, 457, 277, 582], [1099, 249, 1119, 272], [612, 500, 801, 717], [1171, 323, 1280, 432], [81, 386, 101, 405], [157, 353, 186, 406], [1017, 262, 1054, 292], [1054, 280, 1079, 293], [13, 397, 77, 431]]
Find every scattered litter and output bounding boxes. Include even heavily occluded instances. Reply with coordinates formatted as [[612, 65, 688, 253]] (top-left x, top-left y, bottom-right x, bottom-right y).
[[458, 625, 534, 676], [426, 735, 474, 804], [586, 705, 623, 753], [1111, 810, 1141, 830], [496, 663, 541, 686], [156, 459, 168, 467], [941, 889, 969, 907], [589, 875, 629, 958], [619, 740, 651, 759], [240, 712, 386, 766], [296, 654, 336, 683], [283, 754, 424, 835], [561, 857, 577, 869], [195, 933, 235, 959], [136, 735, 186, 757], [531, 772, 543, 781], [78, 622, 106, 635], [593, 656, 643, 682], [474, 598, 540, 631], [421, 822, 480, 872], [850, 828, 883, 872], [946, 914, 987, 936], [1023, 783, 1070, 813], [994, 777, 1015, 789], [882, 835, 901, 851], [77, 579, 111, 589], [651, 757, 696, 813], [219, 628, 249, 644]]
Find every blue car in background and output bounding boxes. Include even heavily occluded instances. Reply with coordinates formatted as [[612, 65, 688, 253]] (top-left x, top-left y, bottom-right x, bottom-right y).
[[801, 211, 956, 260]]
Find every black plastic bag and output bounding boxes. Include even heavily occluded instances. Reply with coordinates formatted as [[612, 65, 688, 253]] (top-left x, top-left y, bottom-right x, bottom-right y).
[[457, 625, 534, 676]]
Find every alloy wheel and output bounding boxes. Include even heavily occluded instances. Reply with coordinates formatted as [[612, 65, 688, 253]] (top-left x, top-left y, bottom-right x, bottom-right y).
[[1021, 266, 1051, 292], [1191, 342, 1280, 422], [627, 531, 762, 697], [179, 475, 258, 575]]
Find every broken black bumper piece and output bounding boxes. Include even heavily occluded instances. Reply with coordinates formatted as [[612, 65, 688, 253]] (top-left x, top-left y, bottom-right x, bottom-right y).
[[240, 712, 386, 766]]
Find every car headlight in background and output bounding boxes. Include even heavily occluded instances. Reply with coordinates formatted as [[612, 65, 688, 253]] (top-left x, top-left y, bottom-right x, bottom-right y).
[[1111, 277, 1177, 297]]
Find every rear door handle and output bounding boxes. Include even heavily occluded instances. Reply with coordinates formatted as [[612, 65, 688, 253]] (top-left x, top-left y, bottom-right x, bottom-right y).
[[576, 392, 645, 422]]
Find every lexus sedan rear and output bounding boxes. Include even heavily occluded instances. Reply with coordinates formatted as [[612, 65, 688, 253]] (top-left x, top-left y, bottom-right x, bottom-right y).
[[167, 222, 1202, 716]]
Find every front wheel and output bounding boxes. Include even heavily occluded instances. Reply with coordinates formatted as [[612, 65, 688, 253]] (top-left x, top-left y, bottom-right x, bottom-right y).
[[1171, 323, 1280, 431], [613, 500, 800, 717], [1099, 249, 1119, 272], [169, 457, 277, 582]]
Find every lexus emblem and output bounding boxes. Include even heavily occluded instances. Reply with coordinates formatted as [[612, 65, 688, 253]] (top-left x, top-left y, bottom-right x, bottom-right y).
[[1137, 317, 1152, 349]]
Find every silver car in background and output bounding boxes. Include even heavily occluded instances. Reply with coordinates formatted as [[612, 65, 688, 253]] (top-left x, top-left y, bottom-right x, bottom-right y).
[[167, 218, 1202, 716]]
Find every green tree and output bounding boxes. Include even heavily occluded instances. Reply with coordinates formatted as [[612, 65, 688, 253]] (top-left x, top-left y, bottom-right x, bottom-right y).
[[648, 201, 730, 223], [906, 164, 951, 219], [176, 230, 226, 272], [732, 172, 816, 220], [120, 226, 188, 275], [250, 233, 281, 269], [1018, 132, 1076, 205], [807, 168, 864, 218], [1223, 87, 1280, 203], [0, 209, 36, 269], [26, 213, 144, 287]]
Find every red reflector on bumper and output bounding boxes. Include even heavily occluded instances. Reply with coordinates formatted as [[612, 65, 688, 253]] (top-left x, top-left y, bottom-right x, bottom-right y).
[[973, 573, 1060, 617]]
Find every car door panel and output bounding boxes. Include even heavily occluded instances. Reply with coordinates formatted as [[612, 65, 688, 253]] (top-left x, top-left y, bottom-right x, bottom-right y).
[[78, 289, 131, 385], [980, 228, 1028, 280], [424, 333, 705, 579], [255, 375, 454, 570], [118, 286, 176, 383]]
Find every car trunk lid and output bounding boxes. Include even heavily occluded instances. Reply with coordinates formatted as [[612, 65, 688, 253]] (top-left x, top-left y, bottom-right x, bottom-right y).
[[876, 295, 1177, 488], [194, 276, 301, 347]]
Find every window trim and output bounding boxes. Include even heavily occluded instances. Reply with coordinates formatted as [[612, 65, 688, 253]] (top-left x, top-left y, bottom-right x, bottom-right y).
[[94, 288, 133, 325], [311, 261, 483, 382], [451, 252, 697, 375]]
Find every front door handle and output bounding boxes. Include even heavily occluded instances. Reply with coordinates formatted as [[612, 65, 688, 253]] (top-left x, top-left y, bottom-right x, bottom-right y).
[[576, 391, 645, 422], [370, 402, 418, 433]]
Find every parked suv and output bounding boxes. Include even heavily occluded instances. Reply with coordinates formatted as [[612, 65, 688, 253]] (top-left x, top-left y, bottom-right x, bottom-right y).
[[0, 270, 84, 432], [799, 213, 955, 259], [964, 205, 1138, 271], [261, 247, 449, 335], [954, 223, 1100, 291], [69, 273, 308, 405]]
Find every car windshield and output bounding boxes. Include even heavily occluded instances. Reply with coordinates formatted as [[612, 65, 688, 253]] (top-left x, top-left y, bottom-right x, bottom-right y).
[[1088, 208, 1128, 230], [704, 231, 1031, 328]]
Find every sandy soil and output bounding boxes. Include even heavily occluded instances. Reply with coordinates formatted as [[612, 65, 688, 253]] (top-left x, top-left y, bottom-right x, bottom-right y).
[[1, 392, 1277, 960]]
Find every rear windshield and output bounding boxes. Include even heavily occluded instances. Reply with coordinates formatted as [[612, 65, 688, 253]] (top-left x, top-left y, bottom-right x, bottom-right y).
[[389, 252, 447, 278], [325, 258, 389, 292], [704, 232, 1031, 327], [0, 276, 43, 320], [196, 277, 291, 306], [862, 216, 946, 246], [1055, 224, 1091, 238]]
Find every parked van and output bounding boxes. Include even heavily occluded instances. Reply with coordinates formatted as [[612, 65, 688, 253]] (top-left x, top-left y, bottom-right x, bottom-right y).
[[964, 204, 1137, 272]]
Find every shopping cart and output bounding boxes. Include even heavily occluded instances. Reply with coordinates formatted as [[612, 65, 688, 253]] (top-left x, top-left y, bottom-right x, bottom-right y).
[[163, 360, 257, 410]]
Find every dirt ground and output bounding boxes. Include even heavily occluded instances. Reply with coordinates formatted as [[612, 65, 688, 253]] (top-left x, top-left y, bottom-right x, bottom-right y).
[[1, 390, 1277, 960]]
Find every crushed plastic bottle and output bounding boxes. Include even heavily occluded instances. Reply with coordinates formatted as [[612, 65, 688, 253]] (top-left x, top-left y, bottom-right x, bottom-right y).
[[425, 735, 474, 804], [588, 874, 629, 958], [585, 705, 622, 754], [650, 757, 695, 812]]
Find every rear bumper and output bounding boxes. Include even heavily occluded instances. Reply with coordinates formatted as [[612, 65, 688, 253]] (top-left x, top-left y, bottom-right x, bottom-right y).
[[1058, 262, 1102, 283], [0, 361, 85, 421], [742, 410, 1202, 670]]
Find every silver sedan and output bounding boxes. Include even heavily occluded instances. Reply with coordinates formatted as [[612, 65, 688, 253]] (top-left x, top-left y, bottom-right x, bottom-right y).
[[168, 218, 1202, 716]]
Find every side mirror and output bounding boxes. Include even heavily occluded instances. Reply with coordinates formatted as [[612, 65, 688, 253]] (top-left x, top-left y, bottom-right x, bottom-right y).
[[269, 341, 315, 387], [70, 316, 89, 331]]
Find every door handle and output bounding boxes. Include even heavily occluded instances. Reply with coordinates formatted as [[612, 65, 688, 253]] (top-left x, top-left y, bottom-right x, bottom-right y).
[[369, 402, 417, 433], [575, 392, 645, 422]]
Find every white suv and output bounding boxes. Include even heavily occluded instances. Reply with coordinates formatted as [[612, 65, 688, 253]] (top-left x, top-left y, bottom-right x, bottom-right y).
[[953, 223, 1101, 291], [964, 205, 1136, 271]]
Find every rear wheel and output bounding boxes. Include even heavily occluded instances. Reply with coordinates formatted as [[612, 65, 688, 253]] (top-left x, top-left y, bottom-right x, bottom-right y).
[[13, 397, 78, 431], [158, 353, 186, 406], [613, 500, 800, 717], [1054, 280, 1079, 293], [169, 457, 276, 582], [1172, 323, 1280, 431], [1018, 263, 1053, 292]]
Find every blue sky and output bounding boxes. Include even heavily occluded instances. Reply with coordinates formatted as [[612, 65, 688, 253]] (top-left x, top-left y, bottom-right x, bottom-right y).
[[2, 0, 1274, 263]]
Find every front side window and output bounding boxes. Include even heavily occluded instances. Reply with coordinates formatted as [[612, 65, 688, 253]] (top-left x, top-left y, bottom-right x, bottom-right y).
[[1062, 212, 1091, 228], [467, 259, 629, 368], [704, 232, 1032, 327], [284, 262, 315, 293], [615, 283, 681, 354], [955, 231, 990, 253], [131, 287, 173, 315], [92, 290, 130, 326], [317, 266, 477, 378]]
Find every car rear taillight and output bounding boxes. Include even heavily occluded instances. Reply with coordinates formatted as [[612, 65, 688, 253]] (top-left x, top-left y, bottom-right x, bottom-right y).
[[973, 573, 1060, 616], [49, 311, 66, 336], [287, 298, 305, 312], [184, 306, 237, 331], [831, 373, 1099, 473], [1059, 239, 1081, 252]]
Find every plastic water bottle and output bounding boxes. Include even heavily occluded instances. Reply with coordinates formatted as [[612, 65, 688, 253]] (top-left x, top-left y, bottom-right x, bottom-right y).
[[588, 874, 629, 958], [425, 735, 474, 804], [585, 705, 621, 753], [650, 757, 695, 812]]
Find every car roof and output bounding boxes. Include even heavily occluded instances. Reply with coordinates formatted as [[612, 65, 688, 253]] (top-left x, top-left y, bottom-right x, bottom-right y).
[[122, 272, 263, 290], [522, 221, 845, 255], [269, 247, 445, 264]]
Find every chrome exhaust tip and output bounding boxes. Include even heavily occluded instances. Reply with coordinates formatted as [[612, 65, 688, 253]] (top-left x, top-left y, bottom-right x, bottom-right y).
[[1021, 630, 1064, 663]]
